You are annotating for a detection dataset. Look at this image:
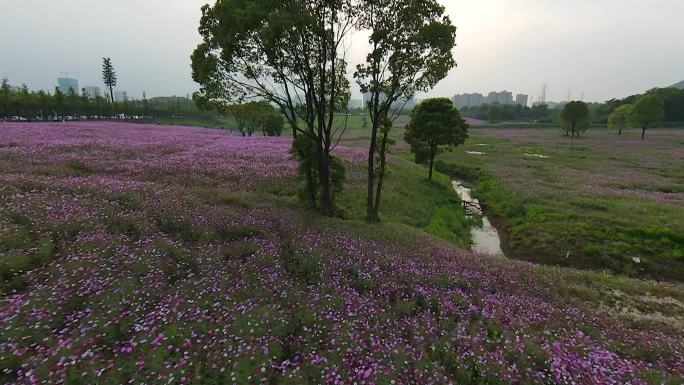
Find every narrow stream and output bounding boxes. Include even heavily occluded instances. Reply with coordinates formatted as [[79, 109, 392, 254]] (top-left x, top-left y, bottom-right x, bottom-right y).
[[452, 181, 505, 257]]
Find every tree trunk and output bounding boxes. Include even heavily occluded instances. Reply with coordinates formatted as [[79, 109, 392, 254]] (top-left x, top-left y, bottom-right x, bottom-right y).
[[642, 125, 646, 140], [619, 128, 622, 135], [109, 86, 114, 106], [428, 146, 435, 181], [319, 145, 332, 216], [372, 129, 390, 221], [367, 118, 379, 221], [571, 122, 576, 142]]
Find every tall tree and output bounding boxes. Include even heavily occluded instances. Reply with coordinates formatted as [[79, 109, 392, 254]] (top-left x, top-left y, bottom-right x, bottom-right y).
[[607, 104, 632, 135], [630, 94, 665, 140], [560, 101, 590, 141], [404, 98, 468, 180], [487, 103, 502, 122], [1, 78, 11, 119], [192, 0, 354, 215], [102, 57, 117, 105], [355, 0, 456, 221]]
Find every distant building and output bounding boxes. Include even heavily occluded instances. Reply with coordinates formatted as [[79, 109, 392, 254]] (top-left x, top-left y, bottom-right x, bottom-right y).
[[57, 77, 79, 94], [486, 90, 513, 105], [84, 86, 101, 98], [348, 99, 363, 109], [453, 93, 485, 108], [515, 94, 529, 107], [362, 91, 414, 111], [113, 91, 128, 102]]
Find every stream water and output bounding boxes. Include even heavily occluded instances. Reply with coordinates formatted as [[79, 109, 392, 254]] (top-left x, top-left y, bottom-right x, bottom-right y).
[[452, 181, 505, 257]]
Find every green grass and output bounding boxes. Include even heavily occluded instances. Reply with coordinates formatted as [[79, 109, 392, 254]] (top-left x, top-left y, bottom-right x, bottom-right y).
[[337, 152, 472, 249], [435, 127, 684, 280]]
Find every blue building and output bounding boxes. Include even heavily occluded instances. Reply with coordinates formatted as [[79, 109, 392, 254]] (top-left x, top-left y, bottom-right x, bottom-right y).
[[57, 77, 79, 94]]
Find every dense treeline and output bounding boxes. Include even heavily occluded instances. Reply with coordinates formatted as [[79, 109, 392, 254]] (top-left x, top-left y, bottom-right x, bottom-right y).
[[608, 87, 684, 122], [460, 87, 684, 125], [0, 78, 213, 121]]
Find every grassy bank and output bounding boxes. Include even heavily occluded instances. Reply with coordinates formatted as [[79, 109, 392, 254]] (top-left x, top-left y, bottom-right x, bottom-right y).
[[436, 127, 684, 281], [338, 153, 472, 249]]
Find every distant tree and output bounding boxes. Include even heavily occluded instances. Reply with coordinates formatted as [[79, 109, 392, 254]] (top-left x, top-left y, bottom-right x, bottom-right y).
[[530, 104, 549, 121], [228, 101, 272, 136], [37, 90, 52, 121], [1, 78, 10, 119], [560, 101, 590, 140], [142, 91, 149, 117], [644, 88, 684, 122], [607, 104, 632, 135], [355, 0, 457, 221], [487, 103, 502, 122], [630, 94, 665, 140], [54, 87, 65, 118], [66, 87, 80, 116], [102, 57, 117, 105], [404, 98, 469, 180], [80, 88, 91, 118], [264, 114, 284, 137]]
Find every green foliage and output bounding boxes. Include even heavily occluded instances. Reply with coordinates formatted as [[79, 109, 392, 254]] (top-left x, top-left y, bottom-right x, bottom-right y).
[[630, 94, 665, 139], [607, 104, 633, 135], [192, 0, 354, 216], [227, 101, 279, 136], [102, 57, 117, 103], [487, 103, 502, 122], [264, 114, 284, 136], [355, 0, 457, 221], [405, 98, 469, 180], [220, 241, 260, 262], [561, 101, 590, 139], [110, 191, 144, 211], [155, 240, 199, 283], [291, 135, 346, 213]]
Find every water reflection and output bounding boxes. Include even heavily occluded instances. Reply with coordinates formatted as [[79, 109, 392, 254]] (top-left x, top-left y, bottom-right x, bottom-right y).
[[452, 181, 504, 257]]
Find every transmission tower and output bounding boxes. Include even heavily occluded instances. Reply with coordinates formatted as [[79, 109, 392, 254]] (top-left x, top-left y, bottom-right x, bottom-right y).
[[537, 85, 547, 104]]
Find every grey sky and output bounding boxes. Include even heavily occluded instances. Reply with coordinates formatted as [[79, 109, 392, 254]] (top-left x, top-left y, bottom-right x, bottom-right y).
[[1, 0, 682, 102]]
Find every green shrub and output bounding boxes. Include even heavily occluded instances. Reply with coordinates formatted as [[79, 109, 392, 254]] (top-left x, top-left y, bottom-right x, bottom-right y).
[[111, 191, 144, 211], [346, 267, 378, 294], [221, 241, 260, 261], [106, 217, 143, 240], [63, 158, 94, 174], [217, 223, 262, 242], [282, 252, 322, 285], [0, 231, 30, 251]]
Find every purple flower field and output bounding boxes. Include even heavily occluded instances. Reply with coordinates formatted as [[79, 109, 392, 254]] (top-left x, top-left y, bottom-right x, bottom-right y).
[[0, 122, 682, 384]]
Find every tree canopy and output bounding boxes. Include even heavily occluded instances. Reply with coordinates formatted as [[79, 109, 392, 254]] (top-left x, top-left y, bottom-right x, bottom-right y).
[[192, 0, 355, 215], [560, 101, 590, 140], [630, 94, 665, 139], [404, 98, 469, 180], [354, 0, 457, 221], [607, 104, 632, 135]]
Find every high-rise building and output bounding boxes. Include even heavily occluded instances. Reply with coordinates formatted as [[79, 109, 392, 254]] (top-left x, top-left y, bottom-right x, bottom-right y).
[[486, 91, 513, 105], [453, 93, 485, 108], [515, 94, 529, 107], [362, 91, 388, 106], [57, 77, 79, 94], [84, 86, 101, 98], [113, 91, 128, 102]]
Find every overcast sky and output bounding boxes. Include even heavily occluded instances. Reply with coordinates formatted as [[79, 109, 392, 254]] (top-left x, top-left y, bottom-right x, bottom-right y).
[[1, 0, 682, 102]]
